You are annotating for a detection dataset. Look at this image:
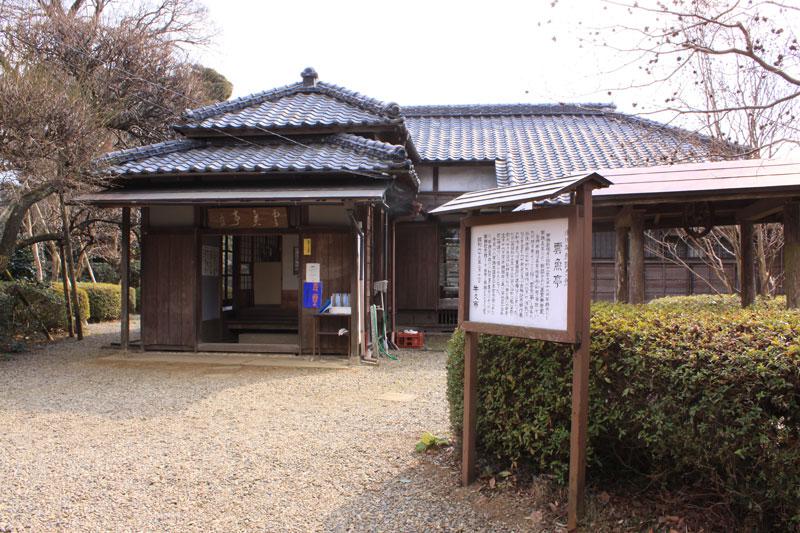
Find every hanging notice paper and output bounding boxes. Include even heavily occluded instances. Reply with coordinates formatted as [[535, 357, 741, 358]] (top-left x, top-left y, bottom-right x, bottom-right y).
[[469, 217, 569, 331], [305, 263, 320, 282]]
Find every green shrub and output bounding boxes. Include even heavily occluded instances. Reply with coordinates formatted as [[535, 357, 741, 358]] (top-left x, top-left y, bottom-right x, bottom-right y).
[[49, 283, 90, 326], [446, 297, 800, 528], [77, 282, 135, 322], [0, 282, 89, 345]]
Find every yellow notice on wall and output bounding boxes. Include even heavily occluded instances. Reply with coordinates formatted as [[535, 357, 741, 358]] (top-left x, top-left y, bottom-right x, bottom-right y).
[[303, 238, 312, 256]]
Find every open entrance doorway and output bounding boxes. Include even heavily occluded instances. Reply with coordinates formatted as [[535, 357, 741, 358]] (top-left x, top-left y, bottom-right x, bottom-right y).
[[199, 233, 301, 353]]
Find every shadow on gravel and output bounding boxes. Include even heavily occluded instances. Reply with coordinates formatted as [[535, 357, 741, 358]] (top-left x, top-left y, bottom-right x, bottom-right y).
[[319, 461, 519, 533]]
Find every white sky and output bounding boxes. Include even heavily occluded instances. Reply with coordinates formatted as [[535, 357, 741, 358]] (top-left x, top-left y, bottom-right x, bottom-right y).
[[195, 0, 648, 112]]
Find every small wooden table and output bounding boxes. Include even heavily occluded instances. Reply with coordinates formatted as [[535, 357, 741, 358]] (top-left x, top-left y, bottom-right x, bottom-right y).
[[311, 312, 351, 356]]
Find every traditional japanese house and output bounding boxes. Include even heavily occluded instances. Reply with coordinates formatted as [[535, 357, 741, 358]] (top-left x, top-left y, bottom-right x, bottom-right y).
[[83, 68, 741, 356], [84, 68, 418, 357]]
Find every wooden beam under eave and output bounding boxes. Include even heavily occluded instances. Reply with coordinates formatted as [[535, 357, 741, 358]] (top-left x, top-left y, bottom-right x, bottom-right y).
[[629, 211, 645, 304], [737, 198, 788, 223], [784, 202, 800, 309], [740, 222, 755, 307]]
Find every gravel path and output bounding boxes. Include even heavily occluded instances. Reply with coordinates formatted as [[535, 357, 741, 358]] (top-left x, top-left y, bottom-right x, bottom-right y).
[[0, 322, 520, 532]]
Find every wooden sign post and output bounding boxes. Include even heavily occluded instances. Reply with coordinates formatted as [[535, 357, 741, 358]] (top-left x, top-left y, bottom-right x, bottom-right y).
[[444, 177, 603, 531]]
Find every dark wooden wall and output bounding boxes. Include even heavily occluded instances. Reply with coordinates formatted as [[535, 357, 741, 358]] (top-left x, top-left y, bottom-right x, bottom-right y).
[[299, 231, 354, 354], [141, 232, 197, 349], [395, 222, 439, 310]]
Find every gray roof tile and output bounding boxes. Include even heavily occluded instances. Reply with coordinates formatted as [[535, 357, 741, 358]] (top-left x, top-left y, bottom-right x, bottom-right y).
[[403, 104, 729, 186], [101, 133, 412, 177], [179, 80, 401, 132]]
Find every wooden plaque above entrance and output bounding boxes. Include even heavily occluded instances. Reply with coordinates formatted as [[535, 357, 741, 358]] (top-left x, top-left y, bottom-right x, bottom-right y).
[[207, 207, 288, 229]]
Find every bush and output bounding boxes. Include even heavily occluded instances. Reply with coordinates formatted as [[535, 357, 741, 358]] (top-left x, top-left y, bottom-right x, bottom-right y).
[[446, 296, 800, 528], [77, 282, 135, 322], [0, 282, 89, 345], [49, 283, 91, 326]]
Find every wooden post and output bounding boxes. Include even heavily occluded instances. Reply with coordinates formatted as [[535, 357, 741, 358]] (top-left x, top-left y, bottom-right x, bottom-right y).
[[739, 222, 755, 308], [785, 202, 800, 309], [120, 207, 131, 350], [567, 184, 593, 530], [614, 224, 629, 303], [629, 211, 645, 304], [461, 329, 479, 486]]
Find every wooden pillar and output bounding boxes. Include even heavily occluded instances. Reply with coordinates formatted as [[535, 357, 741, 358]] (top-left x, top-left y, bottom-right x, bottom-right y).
[[567, 184, 593, 530], [461, 330, 478, 486], [785, 202, 800, 309], [120, 208, 131, 350], [629, 211, 645, 304], [739, 222, 755, 308], [614, 224, 629, 303]]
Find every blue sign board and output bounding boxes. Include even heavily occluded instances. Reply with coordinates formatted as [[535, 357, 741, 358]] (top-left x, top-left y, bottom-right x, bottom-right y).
[[303, 282, 323, 309]]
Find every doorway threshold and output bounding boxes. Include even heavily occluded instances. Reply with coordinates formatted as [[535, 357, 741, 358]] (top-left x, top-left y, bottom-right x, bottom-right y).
[[197, 342, 300, 354], [97, 351, 350, 370]]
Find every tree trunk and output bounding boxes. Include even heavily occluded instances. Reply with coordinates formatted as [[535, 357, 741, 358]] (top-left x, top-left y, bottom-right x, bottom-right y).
[[0, 182, 57, 274], [59, 241, 74, 337], [629, 212, 645, 304], [59, 192, 83, 339], [25, 212, 44, 282]]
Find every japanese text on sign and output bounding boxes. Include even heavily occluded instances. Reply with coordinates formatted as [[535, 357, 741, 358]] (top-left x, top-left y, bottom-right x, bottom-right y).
[[469, 218, 569, 331]]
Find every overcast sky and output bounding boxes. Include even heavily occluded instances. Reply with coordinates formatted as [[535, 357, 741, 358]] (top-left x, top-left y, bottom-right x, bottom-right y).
[[195, 0, 651, 113]]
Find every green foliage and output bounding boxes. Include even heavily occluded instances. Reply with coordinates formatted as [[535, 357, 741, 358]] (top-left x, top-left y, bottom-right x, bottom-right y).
[[49, 283, 90, 325], [446, 297, 800, 528], [0, 281, 89, 346], [193, 65, 233, 102], [415, 431, 450, 453], [8, 247, 36, 280], [77, 282, 135, 322]]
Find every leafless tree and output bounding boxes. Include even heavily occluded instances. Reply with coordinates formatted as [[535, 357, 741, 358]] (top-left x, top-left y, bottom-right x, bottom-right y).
[[562, 0, 799, 297], [0, 0, 226, 277]]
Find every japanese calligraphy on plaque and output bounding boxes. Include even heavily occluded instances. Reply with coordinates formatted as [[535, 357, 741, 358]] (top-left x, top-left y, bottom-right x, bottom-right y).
[[207, 207, 288, 229], [469, 217, 569, 331]]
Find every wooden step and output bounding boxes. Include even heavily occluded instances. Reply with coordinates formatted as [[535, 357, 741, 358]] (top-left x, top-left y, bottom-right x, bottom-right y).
[[197, 342, 300, 354]]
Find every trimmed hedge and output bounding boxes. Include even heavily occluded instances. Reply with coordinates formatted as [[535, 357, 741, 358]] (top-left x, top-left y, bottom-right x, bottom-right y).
[[77, 282, 135, 322], [446, 296, 800, 527], [0, 282, 89, 345]]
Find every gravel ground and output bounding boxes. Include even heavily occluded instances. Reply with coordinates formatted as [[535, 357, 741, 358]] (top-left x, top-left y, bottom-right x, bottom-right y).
[[0, 322, 521, 532]]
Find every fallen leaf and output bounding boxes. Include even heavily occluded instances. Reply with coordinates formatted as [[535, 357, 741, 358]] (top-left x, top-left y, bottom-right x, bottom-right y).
[[598, 491, 611, 505], [526, 510, 544, 525], [489, 477, 496, 489]]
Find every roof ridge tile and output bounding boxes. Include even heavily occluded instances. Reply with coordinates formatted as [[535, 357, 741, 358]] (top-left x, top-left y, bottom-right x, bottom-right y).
[[402, 103, 616, 117], [98, 139, 202, 165], [328, 134, 408, 163]]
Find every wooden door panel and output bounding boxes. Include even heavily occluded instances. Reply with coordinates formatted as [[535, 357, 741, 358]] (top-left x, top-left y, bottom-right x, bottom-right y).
[[142, 232, 197, 349], [395, 222, 438, 310]]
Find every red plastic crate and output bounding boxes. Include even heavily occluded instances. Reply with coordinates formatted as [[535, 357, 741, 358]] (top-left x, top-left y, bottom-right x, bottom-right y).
[[396, 331, 425, 349]]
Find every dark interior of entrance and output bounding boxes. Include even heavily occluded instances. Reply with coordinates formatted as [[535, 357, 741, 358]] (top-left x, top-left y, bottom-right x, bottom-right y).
[[200, 233, 300, 353]]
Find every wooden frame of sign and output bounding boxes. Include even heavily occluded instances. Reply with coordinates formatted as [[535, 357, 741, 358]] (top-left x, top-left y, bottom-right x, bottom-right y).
[[457, 184, 594, 532]]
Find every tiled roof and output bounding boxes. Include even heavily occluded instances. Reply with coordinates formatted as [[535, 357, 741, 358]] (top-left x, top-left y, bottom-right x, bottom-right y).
[[403, 104, 726, 186], [100, 133, 412, 177], [178, 71, 401, 133]]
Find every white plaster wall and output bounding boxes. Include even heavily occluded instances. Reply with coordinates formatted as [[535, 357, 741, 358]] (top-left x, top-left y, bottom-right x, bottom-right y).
[[438, 165, 497, 192], [417, 165, 434, 192]]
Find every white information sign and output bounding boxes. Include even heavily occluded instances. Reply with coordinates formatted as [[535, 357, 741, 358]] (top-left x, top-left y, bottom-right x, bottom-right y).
[[469, 217, 569, 331], [305, 262, 320, 283]]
